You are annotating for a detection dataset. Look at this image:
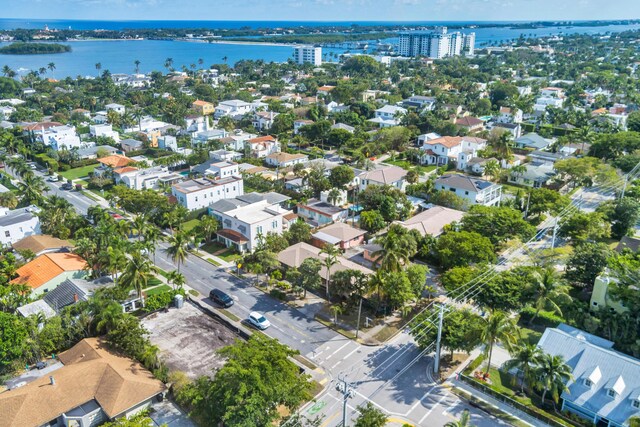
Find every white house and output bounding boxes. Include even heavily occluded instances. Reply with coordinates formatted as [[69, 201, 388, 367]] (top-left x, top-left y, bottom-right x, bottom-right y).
[[184, 115, 210, 135], [247, 136, 280, 158], [355, 165, 408, 192], [252, 111, 279, 131], [294, 119, 314, 135], [205, 161, 240, 179], [172, 176, 244, 211], [89, 124, 120, 143], [402, 95, 437, 111], [435, 174, 502, 206], [265, 152, 309, 168], [105, 103, 126, 114], [496, 107, 523, 124], [210, 149, 242, 162], [214, 100, 253, 119], [419, 136, 487, 170], [38, 125, 83, 150], [219, 130, 258, 151], [114, 166, 182, 191], [534, 87, 565, 112], [209, 192, 292, 253], [368, 105, 407, 128], [0, 206, 41, 247], [192, 129, 228, 146]]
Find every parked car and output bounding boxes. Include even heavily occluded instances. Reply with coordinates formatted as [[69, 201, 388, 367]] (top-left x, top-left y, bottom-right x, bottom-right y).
[[209, 288, 234, 308], [47, 175, 59, 182], [248, 311, 270, 330], [35, 361, 47, 370], [28, 163, 37, 170], [61, 182, 73, 190]]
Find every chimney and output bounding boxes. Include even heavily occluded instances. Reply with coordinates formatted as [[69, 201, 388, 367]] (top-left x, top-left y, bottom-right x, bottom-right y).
[[73, 293, 79, 302], [49, 376, 55, 386]]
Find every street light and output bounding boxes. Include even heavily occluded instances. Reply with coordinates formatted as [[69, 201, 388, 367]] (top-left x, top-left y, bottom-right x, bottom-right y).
[[420, 304, 447, 375]]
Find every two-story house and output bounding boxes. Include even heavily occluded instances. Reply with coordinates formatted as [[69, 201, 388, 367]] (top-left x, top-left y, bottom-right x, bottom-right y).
[[205, 161, 240, 179], [455, 116, 484, 134], [419, 136, 487, 170], [247, 135, 280, 158], [496, 107, 523, 124], [209, 192, 292, 253], [265, 152, 309, 168], [355, 165, 408, 192], [171, 176, 244, 211], [297, 199, 349, 226], [0, 206, 41, 247], [214, 99, 257, 119], [294, 119, 314, 135], [435, 174, 502, 206], [402, 95, 437, 111], [252, 111, 279, 131], [368, 105, 407, 128], [114, 166, 182, 191], [105, 103, 126, 114], [192, 99, 215, 116]]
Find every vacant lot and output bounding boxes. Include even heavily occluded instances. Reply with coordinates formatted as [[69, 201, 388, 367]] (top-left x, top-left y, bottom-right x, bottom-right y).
[[58, 164, 98, 180], [141, 301, 239, 378]]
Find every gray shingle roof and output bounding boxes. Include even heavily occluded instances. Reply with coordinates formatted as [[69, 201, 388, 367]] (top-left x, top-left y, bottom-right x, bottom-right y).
[[537, 325, 640, 425], [435, 174, 495, 193], [43, 278, 109, 312], [0, 207, 37, 227]]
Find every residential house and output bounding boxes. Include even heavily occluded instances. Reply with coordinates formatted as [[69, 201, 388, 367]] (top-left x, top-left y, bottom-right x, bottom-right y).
[[417, 132, 442, 146], [419, 135, 487, 170], [219, 130, 258, 151], [0, 105, 15, 120], [95, 154, 136, 175], [37, 125, 83, 150], [0, 337, 165, 427], [71, 108, 91, 119], [493, 122, 522, 139], [192, 129, 228, 146], [247, 135, 280, 158], [514, 133, 553, 150], [467, 157, 498, 175], [114, 166, 182, 190], [435, 174, 502, 206], [205, 161, 240, 179], [120, 138, 144, 153], [214, 99, 253, 119], [76, 145, 118, 160], [158, 135, 178, 151], [496, 106, 523, 124], [311, 222, 367, 250], [192, 99, 215, 116], [209, 192, 292, 253], [11, 252, 88, 296], [536, 324, 640, 427], [172, 176, 244, 211], [184, 115, 210, 135], [529, 150, 568, 165], [508, 162, 556, 188], [294, 119, 314, 134], [253, 111, 279, 131], [18, 277, 109, 317], [210, 149, 243, 162], [278, 242, 373, 283], [12, 234, 71, 256], [402, 95, 437, 111], [392, 206, 465, 237], [368, 105, 407, 128], [89, 123, 120, 143], [105, 103, 126, 114], [455, 116, 484, 133], [0, 206, 41, 247], [534, 87, 565, 112], [317, 85, 336, 96], [265, 152, 309, 168], [355, 165, 408, 192], [297, 199, 349, 226], [331, 123, 355, 133]]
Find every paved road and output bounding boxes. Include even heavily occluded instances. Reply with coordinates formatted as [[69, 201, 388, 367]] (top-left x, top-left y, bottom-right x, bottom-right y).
[[154, 242, 340, 356]]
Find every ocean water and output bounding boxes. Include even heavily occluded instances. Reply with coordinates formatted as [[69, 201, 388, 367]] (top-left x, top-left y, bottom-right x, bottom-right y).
[[0, 20, 638, 78]]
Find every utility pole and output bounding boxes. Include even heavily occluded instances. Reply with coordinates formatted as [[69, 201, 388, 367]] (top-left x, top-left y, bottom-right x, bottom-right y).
[[336, 376, 355, 427], [622, 174, 628, 199], [433, 304, 445, 375], [551, 219, 558, 249], [355, 297, 363, 339], [524, 191, 531, 219]]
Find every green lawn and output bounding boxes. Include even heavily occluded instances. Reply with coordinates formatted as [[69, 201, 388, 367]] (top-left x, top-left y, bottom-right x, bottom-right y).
[[59, 164, 98, 180], [144, 284, 170, 296], [182, 219, 200, 233], [201, 242, 241, 262], [385, 159, 437, 175], [517, 326, 543, 345], [217, 248, 242, 262]]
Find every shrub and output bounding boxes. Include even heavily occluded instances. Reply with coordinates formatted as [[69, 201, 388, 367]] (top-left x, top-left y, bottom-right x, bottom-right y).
[[143, 289, 186, 312], [269, 289, 287, 301], [519, 307, 563, 328], [463, 354, 486, 375], [35, 154, 59, 172]]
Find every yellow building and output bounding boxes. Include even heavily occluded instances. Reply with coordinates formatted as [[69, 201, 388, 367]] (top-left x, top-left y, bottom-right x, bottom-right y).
[[192, 99, 215, 116], [590, 273, 627, 314]]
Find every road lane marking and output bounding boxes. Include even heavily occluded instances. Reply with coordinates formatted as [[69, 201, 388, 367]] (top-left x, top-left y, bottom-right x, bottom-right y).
[[325, 341, 352, 360], [330, 346, 360, 369], [419, 392, 450, 424]]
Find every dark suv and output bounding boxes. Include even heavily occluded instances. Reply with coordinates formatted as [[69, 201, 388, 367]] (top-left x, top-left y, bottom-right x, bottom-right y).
[[209, 288, 234, 308]]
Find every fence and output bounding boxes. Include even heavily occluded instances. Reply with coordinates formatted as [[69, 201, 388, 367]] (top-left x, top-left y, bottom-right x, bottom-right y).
[[458, 373, 575, 427]]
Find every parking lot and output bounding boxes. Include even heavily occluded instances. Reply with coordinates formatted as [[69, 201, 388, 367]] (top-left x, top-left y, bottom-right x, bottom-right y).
[[141, 301, 239, 378]]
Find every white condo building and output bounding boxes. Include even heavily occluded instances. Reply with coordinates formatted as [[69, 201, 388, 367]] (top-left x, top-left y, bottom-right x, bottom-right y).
[[398, 28, 475, 59], [293, 46, 322, 66]]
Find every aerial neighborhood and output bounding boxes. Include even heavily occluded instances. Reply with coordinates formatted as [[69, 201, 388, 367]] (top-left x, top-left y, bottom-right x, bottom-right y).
[[1, 18, 640, 427]]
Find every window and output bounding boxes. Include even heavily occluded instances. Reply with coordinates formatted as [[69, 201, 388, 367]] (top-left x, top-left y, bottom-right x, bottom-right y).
[[633, 400, 640, 409], [257, 226, 263, 234], [584, 379, 593, 387], [272, 221, 277, 229], [608, 389, 616, 398], [465, 191, 469, 195], [4, 231, 9, 238]]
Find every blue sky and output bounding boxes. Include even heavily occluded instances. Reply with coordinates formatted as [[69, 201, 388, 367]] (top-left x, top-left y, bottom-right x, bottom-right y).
[[3, 0, 639, 21]]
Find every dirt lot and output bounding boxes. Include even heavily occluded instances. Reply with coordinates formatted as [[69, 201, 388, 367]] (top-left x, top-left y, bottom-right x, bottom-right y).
[[141, 301, 239, 378]]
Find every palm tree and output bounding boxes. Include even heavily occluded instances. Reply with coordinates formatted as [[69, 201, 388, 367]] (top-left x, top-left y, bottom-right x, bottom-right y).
[[372, 226, 417, 273], [47, 62, 56, 77], [222, 56, 228, 63], [491, 132, 514, 160], [2, 65, 12, 77], [327, 188, 342, 206], [503, 341, 543, 394], [320, 244, 340, 299], [535, 353, 573, 406], [164, 57, 174, 72], [167, 270, 186, 290], [165, 231, 190, 273], [119, 250, 157, 303], [95, 62, 102, 77], [17, 174, 48, 206], [576, 125, 594, 153], [480, 311, 517, 375], [134, 59, 141, 74], [330, 303, 343, 325], [445, 410, 474, 427], [95, 302, 124, 333], [528, 268, 571, 325], [483, 159, 501, 182], [0, 192, 18, 209]]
